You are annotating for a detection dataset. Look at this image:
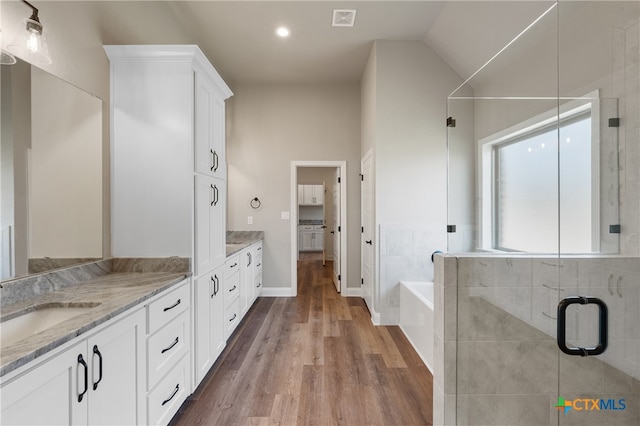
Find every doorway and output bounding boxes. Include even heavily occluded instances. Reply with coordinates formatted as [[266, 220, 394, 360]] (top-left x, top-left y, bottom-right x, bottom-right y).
[[290, 161, 347, 297]]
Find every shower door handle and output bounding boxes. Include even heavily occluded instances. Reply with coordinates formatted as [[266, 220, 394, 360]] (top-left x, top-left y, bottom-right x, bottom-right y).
[[557, 296, 607, 357]]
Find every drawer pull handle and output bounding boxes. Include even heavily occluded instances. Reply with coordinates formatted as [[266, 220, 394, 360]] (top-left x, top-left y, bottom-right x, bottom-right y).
[[256, 282, 261, 288], [229, 313, 237, 322], [92, 345, 103, 390], [78, 354, 88, 402], [163, 299, 181, 312], [161, 337, 180, 354], [257, 246, 262, 250], [229, 285, 237, 292], [256, 263, 261, 267], [230, 262, 238, 268], [162, 384, 180, 406]]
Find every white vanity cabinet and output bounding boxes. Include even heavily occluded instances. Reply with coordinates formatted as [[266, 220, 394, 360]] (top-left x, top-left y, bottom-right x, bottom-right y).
[[105, 45, 232, 393], [193, 264, 225, 386], [145, 280, 191, 425], [239, 242, 263, 317], [1, 308, 146, 426]]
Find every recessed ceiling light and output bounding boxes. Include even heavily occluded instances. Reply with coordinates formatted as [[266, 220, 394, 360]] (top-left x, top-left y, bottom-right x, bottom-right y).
[[275, 27, 290, 38]]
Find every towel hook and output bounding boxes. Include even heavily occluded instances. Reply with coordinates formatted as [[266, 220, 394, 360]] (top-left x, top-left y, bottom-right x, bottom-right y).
[[250, 197, 261, 209]]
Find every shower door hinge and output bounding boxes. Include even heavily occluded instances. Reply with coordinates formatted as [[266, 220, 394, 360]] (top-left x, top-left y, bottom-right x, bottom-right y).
[[446, 117, 456, 127], [608, 118, 620, 127], [447, 225, 457, 233], [609, 224, 621, 234]]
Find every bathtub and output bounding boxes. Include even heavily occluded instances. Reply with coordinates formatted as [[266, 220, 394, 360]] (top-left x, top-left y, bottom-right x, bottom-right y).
[[399, 281, 434, 373]]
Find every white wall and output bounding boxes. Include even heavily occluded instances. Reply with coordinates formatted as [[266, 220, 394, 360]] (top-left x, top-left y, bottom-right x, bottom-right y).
[[362, 40, 464, 323], [226, 84, 361, 290]]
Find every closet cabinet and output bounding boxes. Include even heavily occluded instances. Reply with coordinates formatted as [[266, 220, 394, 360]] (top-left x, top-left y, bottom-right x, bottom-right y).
[[105, 45, 232, 394], [298, 184, 324, 205]]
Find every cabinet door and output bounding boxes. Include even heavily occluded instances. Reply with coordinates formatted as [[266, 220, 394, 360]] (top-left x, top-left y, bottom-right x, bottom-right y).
[[194, 72, 226, 179], [239, 249, 253, 316], [87, 308, 146, 426], [1, 340, 88, 425], [194, 265, 225, 386], [313, 231, 324, 250], [312, 184, 324, 205], [301, 232, 313, 251], [195, 175, 226, 275]]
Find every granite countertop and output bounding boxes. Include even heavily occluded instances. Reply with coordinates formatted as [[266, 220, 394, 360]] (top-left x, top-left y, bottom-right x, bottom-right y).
[[0, 259, 189, 378], [298, 220, 324, 225], [226, 230, 264, 257]]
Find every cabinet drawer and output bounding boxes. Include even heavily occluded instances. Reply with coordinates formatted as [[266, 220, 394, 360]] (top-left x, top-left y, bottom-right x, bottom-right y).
[[225, 255, 240, 278], [224, 298, 240, 339], [312, 225, 324, 231], [300, 225, 313, 231], [225, 271, 239, 308], [147, 310, 189, 390], [254, 253, 263, 274], [147, 281, 189, 334], [255, 273, 263, 297], [147, 353, 190, 426]]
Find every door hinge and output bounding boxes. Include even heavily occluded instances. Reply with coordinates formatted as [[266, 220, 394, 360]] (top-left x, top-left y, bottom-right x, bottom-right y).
[[338, 226, 341, 232], [359, 173, 364, 181], [446, 117, 456, 127], [361, 226, 364, 233], [608, 118, 620, 127], [338, 177, 341, 183], [361, 278, 364, 285], [338, 274, 341, 281]]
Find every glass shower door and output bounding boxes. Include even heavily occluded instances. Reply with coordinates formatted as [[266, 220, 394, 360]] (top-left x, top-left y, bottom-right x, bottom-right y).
[[444, 1, 639, 425], [556, 2, 639, 425]]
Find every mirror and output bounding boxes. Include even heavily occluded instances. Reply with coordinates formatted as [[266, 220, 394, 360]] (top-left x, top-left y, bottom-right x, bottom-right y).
[[1, 58, 102, 281]]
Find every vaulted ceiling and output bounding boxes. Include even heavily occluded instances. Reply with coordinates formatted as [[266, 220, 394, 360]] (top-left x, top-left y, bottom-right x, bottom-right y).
[[160, 1, 555, 85]]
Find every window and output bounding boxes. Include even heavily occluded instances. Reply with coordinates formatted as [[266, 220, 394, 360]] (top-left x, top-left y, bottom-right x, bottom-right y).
[[478, 93, 600, 253]]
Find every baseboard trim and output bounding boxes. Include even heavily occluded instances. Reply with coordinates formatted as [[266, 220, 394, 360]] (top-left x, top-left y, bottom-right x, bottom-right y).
[[370, 311, 381, 326], [342, 287, 362, 297], [260, 287, 296, 297]]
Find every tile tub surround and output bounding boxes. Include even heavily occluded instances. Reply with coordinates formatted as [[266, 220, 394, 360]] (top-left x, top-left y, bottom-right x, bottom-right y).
[[226, 230, 264, 257], [0, 258, 190, 377], [378, 223, 444, 325], [434, 254, 640, 426]]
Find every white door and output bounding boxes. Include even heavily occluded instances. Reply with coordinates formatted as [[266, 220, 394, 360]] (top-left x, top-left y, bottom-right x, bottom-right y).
[[332, 170, 341, 292], [361, 151, 374, 314]]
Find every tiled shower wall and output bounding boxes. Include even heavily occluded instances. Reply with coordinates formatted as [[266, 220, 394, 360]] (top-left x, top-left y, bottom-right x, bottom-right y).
[[434, 254, 639, 426]]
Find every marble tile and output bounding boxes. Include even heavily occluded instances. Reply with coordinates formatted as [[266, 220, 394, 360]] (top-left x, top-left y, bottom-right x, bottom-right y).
[[111, 257, 190, 273], [456, 394, 550, 426]]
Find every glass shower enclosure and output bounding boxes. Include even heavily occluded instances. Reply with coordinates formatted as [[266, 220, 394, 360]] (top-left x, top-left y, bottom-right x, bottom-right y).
[[441, 1, 639, 425]]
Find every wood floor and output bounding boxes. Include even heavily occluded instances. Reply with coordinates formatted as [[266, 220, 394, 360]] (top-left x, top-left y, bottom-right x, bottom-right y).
[[171, 258, 433, 426]]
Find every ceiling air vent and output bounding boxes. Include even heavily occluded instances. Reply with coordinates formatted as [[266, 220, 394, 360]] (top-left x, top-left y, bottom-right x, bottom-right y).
[[332, 9, 357, 27]]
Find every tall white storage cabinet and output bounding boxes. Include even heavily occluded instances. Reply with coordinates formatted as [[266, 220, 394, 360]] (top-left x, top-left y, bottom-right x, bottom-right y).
[[105, 46, 233, 392]]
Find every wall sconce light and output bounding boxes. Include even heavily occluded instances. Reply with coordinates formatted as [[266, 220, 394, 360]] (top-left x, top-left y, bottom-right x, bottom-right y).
[[8, 0, 52, 65]]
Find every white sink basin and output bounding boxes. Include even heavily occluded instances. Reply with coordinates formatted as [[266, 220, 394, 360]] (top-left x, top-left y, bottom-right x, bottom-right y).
[[1, 303, 101, 348]]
